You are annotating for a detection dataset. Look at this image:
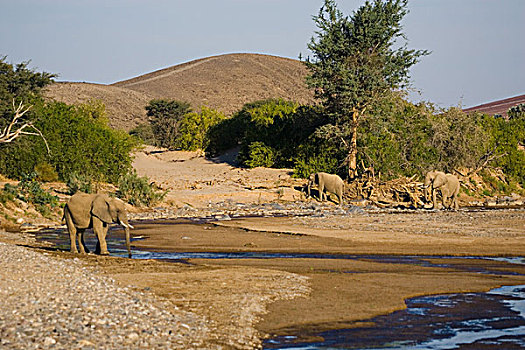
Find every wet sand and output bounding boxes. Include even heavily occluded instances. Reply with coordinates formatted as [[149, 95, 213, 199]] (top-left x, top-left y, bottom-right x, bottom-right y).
[[123, 210, 525, 341]]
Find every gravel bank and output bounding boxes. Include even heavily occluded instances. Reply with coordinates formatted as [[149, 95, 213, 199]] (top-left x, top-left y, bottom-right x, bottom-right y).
[[0, 235, 209, 349]]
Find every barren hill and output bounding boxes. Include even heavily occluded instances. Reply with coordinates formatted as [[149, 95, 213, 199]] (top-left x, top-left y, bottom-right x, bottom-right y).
[[463, 93, 525, 118], [45, 53, 315, 131], [112, 53, 315, 116], [44, 82, 153, 131]]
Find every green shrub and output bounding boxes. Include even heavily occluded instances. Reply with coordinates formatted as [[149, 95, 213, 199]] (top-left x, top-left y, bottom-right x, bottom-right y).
[[175, 107, 226, 151], [0, 101, 138, 184], [0, 184, 17, 205], [129, 123, 156, 145], [293, 141, 342, 178], [117, 171, 167, 207], [477, 113, 525, 186], [205, 114, 249, 157], [240, 142, 276, 168], [66, 172, 94, 194], [205, 100, 326, 169], [34, 162, 59, 182]]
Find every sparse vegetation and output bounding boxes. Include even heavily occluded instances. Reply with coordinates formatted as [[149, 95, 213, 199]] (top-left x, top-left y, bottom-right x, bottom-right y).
[[117, 171, 167, 207], [66, 172, 94, 194], [3, 173, 60, 217]]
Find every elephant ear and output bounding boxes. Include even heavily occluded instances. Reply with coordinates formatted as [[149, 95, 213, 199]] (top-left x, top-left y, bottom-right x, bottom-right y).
[[433, 174, 447, 188], [91, 195, 115, 224]]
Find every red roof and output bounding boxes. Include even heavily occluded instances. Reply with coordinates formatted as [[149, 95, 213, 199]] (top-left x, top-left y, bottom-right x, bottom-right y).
[[463, 94, 525, 117]]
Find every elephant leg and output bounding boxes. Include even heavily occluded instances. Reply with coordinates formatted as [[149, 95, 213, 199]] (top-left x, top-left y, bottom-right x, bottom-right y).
[[319, 185, 325, 202], [448, 195, 458, 210], [77, 229, 89, 254], [441, 189, 450, 209], [64, 210, 78, 253], [77, 229, 90, 254], [93, 219, 110, 255], [432, 188, 438, 209], [68, 226, 78, 253]]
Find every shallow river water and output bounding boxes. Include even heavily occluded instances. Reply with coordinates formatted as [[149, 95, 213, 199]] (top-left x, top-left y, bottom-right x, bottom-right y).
[[37, 227, 525, 349]]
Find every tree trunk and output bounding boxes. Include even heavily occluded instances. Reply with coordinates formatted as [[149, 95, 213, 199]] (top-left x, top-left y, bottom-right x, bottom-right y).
[[347, 110, 359, 180]]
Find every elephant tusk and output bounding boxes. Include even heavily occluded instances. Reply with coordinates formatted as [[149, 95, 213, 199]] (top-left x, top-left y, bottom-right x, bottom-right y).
[[119, 221, 134, 229]]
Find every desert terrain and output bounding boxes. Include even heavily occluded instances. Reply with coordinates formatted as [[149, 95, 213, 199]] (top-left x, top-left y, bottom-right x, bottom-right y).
[[1, 147, 524, 349]]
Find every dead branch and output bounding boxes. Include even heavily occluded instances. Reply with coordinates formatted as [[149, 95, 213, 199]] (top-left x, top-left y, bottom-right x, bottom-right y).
[[0, 100, 50, 153], [344, 173, 428, 209], [458, 146, 508, 177]]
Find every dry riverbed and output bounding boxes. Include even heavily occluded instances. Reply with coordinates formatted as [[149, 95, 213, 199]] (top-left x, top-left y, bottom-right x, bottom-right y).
[[1, 207, 524, 349]]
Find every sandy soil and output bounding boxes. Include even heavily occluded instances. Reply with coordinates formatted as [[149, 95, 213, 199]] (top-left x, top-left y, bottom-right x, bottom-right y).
[[132, 146, 305, 208]]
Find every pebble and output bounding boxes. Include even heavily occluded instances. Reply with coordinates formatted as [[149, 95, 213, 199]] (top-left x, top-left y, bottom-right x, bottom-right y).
[[0, 241, 209, 349]]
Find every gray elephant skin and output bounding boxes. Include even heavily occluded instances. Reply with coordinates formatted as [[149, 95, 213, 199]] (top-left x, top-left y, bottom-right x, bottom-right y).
[[63, 192, 133, 258], [424, 171, 460, 210], [307, 172, 344, 206]]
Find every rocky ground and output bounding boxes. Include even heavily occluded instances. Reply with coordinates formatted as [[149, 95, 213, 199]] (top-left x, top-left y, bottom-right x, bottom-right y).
[[0, 231, 210, 349]]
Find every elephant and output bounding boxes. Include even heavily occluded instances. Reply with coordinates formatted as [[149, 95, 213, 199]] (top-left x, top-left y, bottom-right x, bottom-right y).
[[63, 192, 133, 258], [307, 172, 344, 206], [424, 171, 460, 210], [423, 171, 446, 203]]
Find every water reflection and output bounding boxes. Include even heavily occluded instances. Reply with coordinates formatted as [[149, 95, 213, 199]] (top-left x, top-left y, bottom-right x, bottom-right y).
[[264, 285, 525, 349]]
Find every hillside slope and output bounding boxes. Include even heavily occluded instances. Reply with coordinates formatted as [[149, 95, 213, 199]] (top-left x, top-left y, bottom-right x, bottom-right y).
[[463, 94, 525, 118], [45, 53, 315, 130], [112, 53, 315, 116], [44, 82, 153, 131]]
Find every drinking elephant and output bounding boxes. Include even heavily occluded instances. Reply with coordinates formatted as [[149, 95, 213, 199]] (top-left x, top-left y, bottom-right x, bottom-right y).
[[424, 171, 460, 210], [307, 172, 344, 206], [63, 192, 133, 258]]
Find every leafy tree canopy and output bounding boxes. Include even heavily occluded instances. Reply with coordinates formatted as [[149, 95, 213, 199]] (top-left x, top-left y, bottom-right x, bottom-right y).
[[0, 56, 55, 119], [0, 100, 138, 184], [146, 99, 192, 149], [305, 0, 429, 178]]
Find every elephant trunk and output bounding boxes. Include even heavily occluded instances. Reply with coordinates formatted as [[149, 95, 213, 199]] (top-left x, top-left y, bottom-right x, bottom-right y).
[[119, 220, 133, 258], [124, 225, 131, 258]]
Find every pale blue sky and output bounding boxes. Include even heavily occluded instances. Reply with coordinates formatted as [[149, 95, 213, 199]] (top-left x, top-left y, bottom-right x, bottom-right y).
[[1, 0, 524, 108]]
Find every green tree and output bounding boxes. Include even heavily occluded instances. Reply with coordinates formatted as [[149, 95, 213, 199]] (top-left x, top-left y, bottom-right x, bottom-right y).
[[175, 107, 225, 151], [0, 57, 55, 147], [146, 99, 192, 149], [0, 101, 138, 184], [305, 0, 428, 179], [0, 57, 55, 118]]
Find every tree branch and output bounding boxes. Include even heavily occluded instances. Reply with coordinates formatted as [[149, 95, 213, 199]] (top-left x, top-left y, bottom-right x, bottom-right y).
[[0, 100, 50, 153]]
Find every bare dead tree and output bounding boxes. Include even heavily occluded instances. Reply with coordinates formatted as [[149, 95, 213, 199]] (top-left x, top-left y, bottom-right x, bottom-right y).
[[0, 100, 49, 153]]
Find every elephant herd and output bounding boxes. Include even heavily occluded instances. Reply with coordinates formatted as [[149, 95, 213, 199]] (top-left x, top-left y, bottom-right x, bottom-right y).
[[306, 170, 460, 210], [62, 170, 459, 258]]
